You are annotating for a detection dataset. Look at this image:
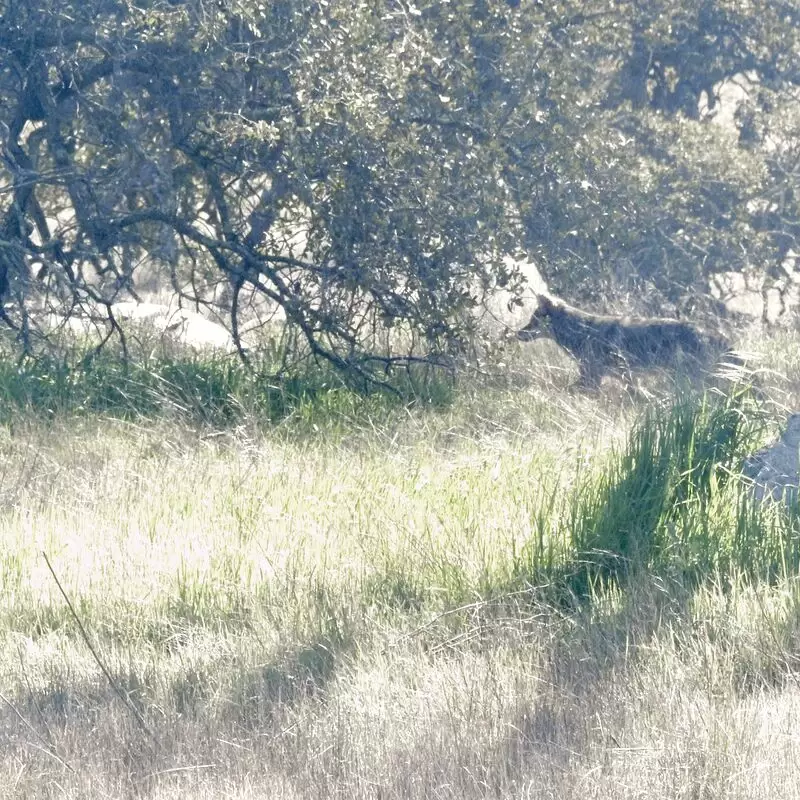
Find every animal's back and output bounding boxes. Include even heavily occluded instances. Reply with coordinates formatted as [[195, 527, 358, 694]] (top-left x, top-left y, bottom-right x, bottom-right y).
[[617, 317, 725, 366]]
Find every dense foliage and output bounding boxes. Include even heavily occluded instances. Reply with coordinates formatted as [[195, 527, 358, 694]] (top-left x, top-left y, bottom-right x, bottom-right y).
[[1, 0, 799, 382]]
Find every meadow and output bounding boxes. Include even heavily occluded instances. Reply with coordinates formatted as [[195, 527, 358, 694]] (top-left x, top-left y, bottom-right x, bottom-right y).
[[2, 328, 800, 799]]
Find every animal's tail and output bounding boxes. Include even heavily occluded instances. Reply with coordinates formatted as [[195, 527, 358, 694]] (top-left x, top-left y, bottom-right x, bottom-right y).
[[711, 348, 765, 396]]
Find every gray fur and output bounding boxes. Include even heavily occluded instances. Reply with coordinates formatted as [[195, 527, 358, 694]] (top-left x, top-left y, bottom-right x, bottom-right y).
[[517, 293, 731, 388]]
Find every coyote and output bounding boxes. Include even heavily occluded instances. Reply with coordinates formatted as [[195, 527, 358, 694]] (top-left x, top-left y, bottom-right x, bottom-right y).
[[517, 293, 730, 388]]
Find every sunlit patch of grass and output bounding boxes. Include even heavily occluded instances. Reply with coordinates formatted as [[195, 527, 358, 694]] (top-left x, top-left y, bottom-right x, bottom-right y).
[[736, 325, 800, 408]]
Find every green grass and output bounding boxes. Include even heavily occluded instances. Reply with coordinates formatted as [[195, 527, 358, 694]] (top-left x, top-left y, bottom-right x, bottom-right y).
[[566, 388, 779, 583], [0, 349, 445, 428], [2, 330, 800, 797]]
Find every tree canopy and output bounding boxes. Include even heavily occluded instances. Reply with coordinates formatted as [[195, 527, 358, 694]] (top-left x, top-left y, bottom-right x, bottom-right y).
[[1, 0, 799, 384]]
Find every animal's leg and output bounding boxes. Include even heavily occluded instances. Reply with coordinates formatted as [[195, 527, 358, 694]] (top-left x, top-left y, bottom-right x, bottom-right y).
[[576, 359, 602, 390]]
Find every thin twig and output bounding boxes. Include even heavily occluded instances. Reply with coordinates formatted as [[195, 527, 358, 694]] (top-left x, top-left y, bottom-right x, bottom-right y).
[[384, 587, 549, 653], [41, 551, 157, 744], [139, 763, 216, 781], [0, 690, 75, 772]]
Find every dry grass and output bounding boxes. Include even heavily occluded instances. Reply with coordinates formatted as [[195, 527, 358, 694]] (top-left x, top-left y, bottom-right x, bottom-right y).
[[2, 329, 800, 798]]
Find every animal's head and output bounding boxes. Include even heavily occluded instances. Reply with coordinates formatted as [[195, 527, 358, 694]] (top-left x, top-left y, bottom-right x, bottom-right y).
[[516, 294, 557, 342], [783, 413, 800, 447]]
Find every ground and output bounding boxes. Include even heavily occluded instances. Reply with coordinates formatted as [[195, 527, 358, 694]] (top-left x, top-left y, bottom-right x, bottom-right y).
[[1, 326, 800, 799]]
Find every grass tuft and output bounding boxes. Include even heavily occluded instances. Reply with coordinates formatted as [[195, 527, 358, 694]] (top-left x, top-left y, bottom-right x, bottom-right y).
[[563, 385, 800, 594], [0, 349, 458, 430]]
